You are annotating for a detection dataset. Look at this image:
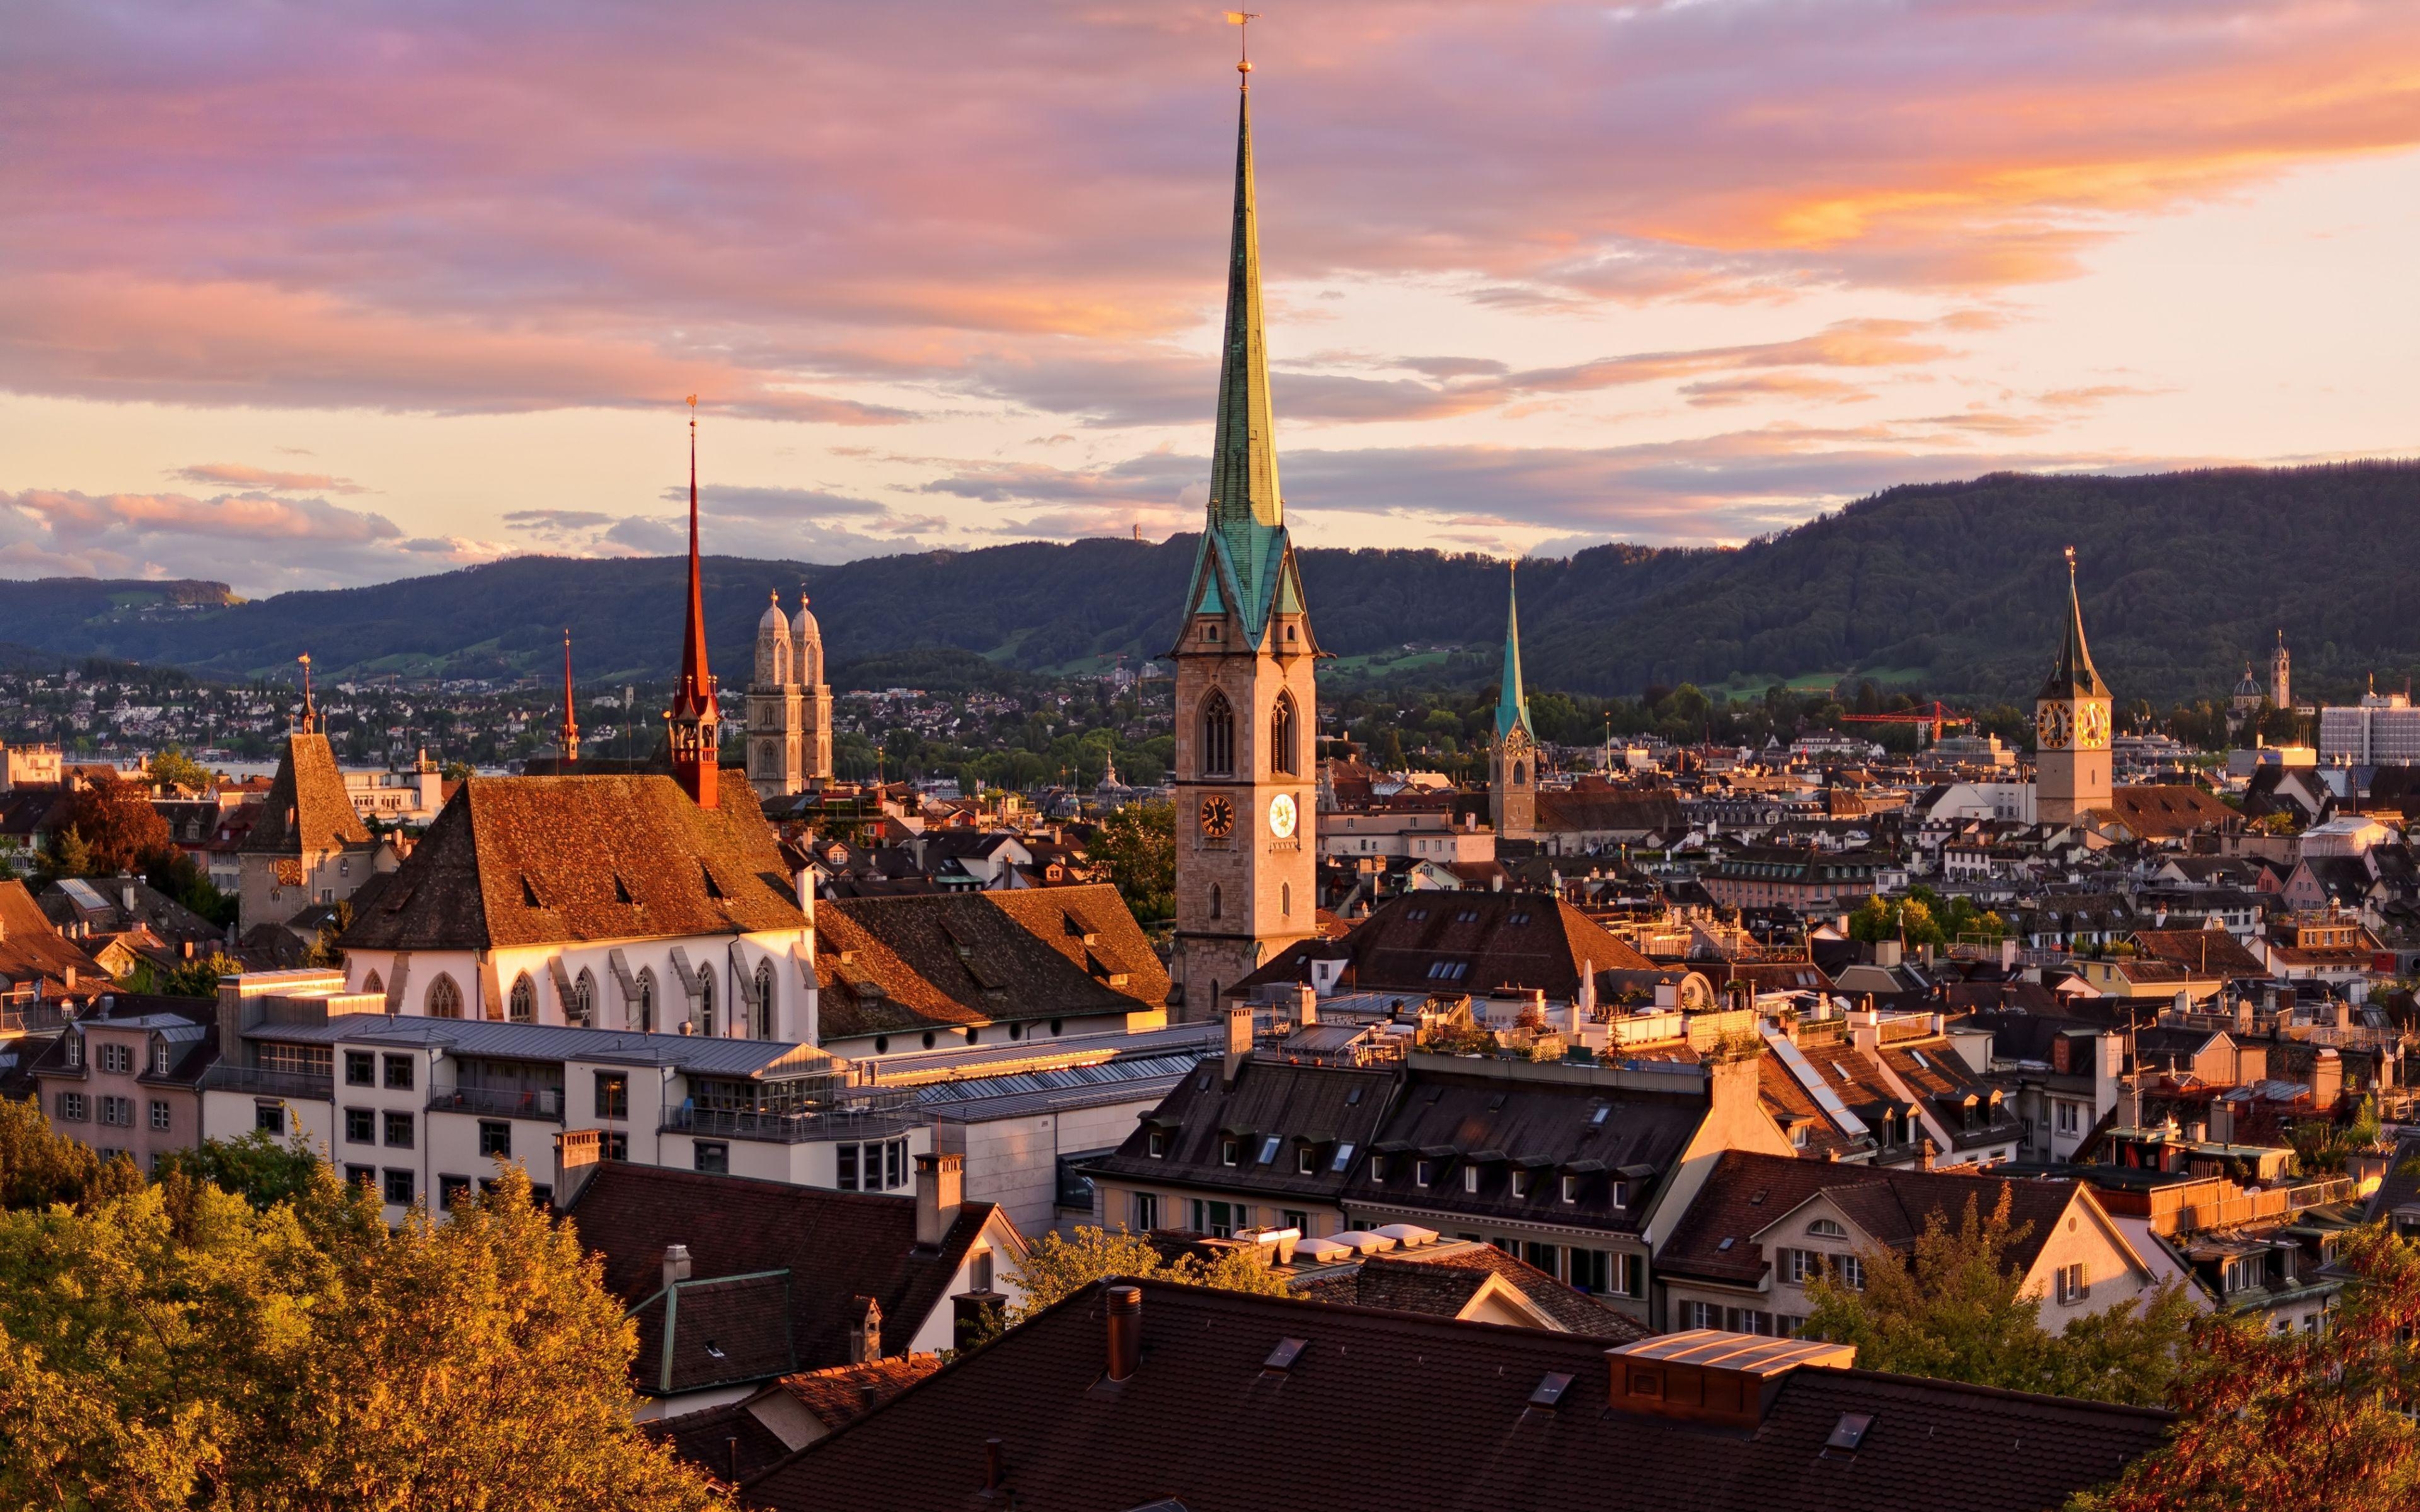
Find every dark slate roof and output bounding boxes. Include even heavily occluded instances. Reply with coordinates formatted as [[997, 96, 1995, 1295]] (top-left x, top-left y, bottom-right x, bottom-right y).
[[1083, 1057, 1397, 1201], [744, 1280, 2170, 1512], [2363, 1132, 2420, 1224], [246, 1011, 834, 1078], [1659, 1150, 2083, 1287], [1294, 1246, 1651, 1342], [563, 1164, 997, 1385], [815, 885, 1166, 1038], [1235, 890, 1653, 1002], [1337, 1063, 1712, 1235], [337, 774, 804, 951], [633, 1270, 798, 1394], [640, 1396, 795, 1484], [239, 731, 369, 855]]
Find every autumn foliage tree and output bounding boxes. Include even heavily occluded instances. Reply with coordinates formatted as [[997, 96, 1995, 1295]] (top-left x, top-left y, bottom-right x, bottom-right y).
[[1092, 799, 1175, 922], [43, 772, 172, 878]]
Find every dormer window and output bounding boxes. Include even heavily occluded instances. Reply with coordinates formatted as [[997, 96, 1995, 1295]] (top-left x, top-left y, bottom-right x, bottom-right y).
[[1148, 1130, 1167, 1159], [151, 1040, 170, 1075], [1221, 1138, 1240, 1167], [1296, 1146, 1316, 1175], [1415, 1160, 1434, 1187], [64, 1033, 83, 1068], [1510, 1170, 1530, 1199], [1463, 1164, 1479, 1194]]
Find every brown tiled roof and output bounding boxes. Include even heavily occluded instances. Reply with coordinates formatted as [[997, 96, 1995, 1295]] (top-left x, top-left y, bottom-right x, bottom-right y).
[[775, 1354, 945, 1428], [815, 885, 1165, 1038], [0, 879, 107, 994], [239, 731, 369, 855], [2099, 784, 2238, 840], [1756, 1054, 1868, 1161], [2131, 928, 2267, 979], [1295, 1246, 1650, 1342], [744, 1279, 2171, 1512], [338, 774, 804, 951], [563, 1164, 1000, 1389], [1237, 890, 1652, 1001], [1658, 1150, 2083, 1286], [1533, 790, 1686, 837]]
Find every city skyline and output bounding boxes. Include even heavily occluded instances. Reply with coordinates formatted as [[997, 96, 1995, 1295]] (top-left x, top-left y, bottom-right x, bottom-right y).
[[6, 1, 2420, 596]]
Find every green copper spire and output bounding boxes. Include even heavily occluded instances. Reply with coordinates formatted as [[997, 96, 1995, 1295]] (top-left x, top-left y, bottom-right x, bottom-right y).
[[1183, 67, 1293, 642], [1496, 563, 1533, 742], [2038, 546, 2110, 700]]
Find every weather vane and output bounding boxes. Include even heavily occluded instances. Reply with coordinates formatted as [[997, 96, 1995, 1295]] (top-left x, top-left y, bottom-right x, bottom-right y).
[[1226, 11, 1259, 76]]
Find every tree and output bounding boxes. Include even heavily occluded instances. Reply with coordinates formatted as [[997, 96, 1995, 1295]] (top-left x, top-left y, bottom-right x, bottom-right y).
[[1093, 800, 1175, 922], [127, 950, 246, 999], [154, 1130, 325, 1213], [145, 845, 237, 930], [0, 1097, 144, 1213], [36, 825, 95, 884], [147, 746, 212, 794], [1005, 1225, 1291, 1324], [47, 774, 171, 876], [304, 900, 355, 969], [2073, 1224, 2420, 1512], [1804, 1188, 2193, 1407]]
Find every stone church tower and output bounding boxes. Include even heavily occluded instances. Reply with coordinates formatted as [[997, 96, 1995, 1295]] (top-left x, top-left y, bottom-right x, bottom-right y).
[[1489, 564, 1536, 840], [747, 592, 834, 799], [1169, 59, 1320, 1021], [2271, 628, 2291, 714], [2034, 547, 2112, 824]]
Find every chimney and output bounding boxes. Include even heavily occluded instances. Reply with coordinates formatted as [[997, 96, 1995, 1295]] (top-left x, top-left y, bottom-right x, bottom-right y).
[[120, 879, 136, 914], [662, 1243, 692, 1293], [553, 1128, 604, 1207], [1105, 1284, 1141, 1382], [916, 1151, 965, 1247], [847, 1297, 883, 1363], [1999, 937, 2018, 971], [1295, 985, 1318, 1029], [1224, 1005, 1253, 1084]]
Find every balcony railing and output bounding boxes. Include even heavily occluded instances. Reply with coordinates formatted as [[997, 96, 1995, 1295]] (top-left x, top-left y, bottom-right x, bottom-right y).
[[0, 1002, 76, 1034], [664, 1096, 921, 1145], [201, 1065, 333, 1101], [429, 1085, 564, 1121]]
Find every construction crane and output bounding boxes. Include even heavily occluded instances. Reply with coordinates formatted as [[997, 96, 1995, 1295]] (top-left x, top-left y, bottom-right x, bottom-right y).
[[1840, 701, 1971, 744]]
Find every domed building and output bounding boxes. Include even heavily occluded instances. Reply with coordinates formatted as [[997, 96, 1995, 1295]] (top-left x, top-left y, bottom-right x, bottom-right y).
[[747, 590, 834, 799]]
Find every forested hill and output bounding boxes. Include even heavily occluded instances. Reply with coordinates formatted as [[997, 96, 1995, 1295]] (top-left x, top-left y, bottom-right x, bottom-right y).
[[5, 461, 2417, 705]]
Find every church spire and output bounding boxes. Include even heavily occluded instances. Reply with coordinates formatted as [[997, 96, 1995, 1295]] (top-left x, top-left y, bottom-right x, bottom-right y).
[[1197, 23, 1287, 638], [2039, 546, 2109, 700], [1495, 562, 1532, 742], [558, 629, 580, 762], [666, 396, 719, 807]]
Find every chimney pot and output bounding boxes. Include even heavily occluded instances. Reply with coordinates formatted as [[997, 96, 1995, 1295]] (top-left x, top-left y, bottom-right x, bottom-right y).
[[1223, 1005, 1253, 1082], [983, 1437, 1005, 1493], [662, 1243, 692, 1292], [1105, 1284, 1142, 1382]]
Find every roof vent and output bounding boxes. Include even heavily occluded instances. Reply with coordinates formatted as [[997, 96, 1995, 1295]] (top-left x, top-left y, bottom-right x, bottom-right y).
[[1528, 1372, 1575, 1409], [1262, 1337, 1308, 1373], [614, 874, 634, 905], [1826, 1412, 1875, 1451]]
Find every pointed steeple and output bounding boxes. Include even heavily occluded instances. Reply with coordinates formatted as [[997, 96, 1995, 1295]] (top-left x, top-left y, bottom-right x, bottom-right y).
[[1182, 37, 1294, 644], [2038, 546, 2109, 700], [666, 396, 720, 807], [558, 629, 580, 762], [1495, 562, 1533, 742]]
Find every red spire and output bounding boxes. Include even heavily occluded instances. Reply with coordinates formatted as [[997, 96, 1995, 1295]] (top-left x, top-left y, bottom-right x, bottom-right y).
[[666, 396, 718, 807]]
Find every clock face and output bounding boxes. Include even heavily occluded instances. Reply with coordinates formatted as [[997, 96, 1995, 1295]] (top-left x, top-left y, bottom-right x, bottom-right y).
[[2035, 704, 2071, 750], [2077, 702, 2109, 748], [1199, 794, 1235, 839], [1268, 792, 1299, 839]]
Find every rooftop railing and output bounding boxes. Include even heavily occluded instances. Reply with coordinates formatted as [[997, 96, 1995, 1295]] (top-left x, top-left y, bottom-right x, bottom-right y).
[[664, 1091, 921, 1145], [429, 1084, 564, 1121], [200, 1065, 333, 1101]]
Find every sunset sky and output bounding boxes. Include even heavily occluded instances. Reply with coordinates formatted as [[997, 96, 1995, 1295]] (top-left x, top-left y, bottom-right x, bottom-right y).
[[6, 1, 2419, 596]]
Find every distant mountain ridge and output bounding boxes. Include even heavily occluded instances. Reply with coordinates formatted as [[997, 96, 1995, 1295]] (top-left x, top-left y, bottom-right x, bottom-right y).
[[6, 461, 2417, 705]]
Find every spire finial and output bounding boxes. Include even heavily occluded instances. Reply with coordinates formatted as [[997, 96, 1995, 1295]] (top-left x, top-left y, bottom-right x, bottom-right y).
[[1228, 11, 1258, 83], [669, 395, 718, 807], [296, 653, 316, 733], [559, 629, 580, 762], [2064, 544, 2077, 576]]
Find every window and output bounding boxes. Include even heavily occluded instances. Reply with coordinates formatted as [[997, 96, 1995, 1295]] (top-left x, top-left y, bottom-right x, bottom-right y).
[[363, 970, 383, 996], [1524, 1242, 1562, 1280], [2054, 1262, 2090, 1305], [1282, 1208, 1310, 1234], [383, 1110, 414, 1148], [838, 1142, 861, 1191], [439, 1174, 471, 1211], [345, 1164, 376, 1189], [1297, 1145, 1316, 1175], [149, 1099, 170, 1132], [1281, 882, 1291, 917], [1415, 1160, 1434, 1187], [99, 1043, 132, 1074], [754, 962, 777, 1039], [886, 1139, 906, 1189], [151, 1040, 171, 1075], [603, 1132, 628, 1161], [1148, 1129, 1168, 1159], [508, 973, 536, 1024], [1209, 884, 1221, 920], [1132, 1191, 1160, 1230], [1836, 1254, 1867, 1292], [1221, 1138, 1240, 1167], [571, 968, 596, 1026], [1463, 1164, 1480, 1194], [595, 1072, 628, 1120], [1679, 1300, 1717, 1329], [57, 1091, 87, 1122], [256, 1103, 285, 1135], [970, 1248, 994, 1293], [345, 1051, 375, 1087], [1560, 1173, 1579, 1203], [383, 1053, 415, 1091], [1807, 1218, 1848, 1239], [478, 1121, 510, 1159], [99, 1096, 132, 1126], [1511, 1169, 1530, 1199], [1269, 693, 1298, 777], [694, 1142, 729, 1174], [697, 972, 715, 1037], [382, 1168, 415, 1206], [1200, 690, 1235, 776], [1199, 619, 1222, 642], [344, 1108, 375, 1144], [427, 973, 463, 1019], [1190, 1198, 1248, 1239], [1330, 1141, 1356, 1173], [2056, 1101, 2079, 1135], [635, 968, 657, 1033], [1258, 1135, 1282, 1166], [64, 1034, 82, 1068]]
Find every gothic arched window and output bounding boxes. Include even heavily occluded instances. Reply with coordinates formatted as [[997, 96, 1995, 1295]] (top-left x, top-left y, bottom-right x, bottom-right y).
[[697, 973, 716, 1037], [1281, 881, 1291, 917], [362, 970, 383, 996], [1200, 690, 1235, 776], [572, 968, 596, 1026], [1209, 884, 1223, 920], [427, 973, 462, 1019], [635, 968, 657, 1033], [1269, 692, 1298, 776], [508, 973, 536, 1024], [755, 962, 777, 1040], [1512, 760, 1527, 786]]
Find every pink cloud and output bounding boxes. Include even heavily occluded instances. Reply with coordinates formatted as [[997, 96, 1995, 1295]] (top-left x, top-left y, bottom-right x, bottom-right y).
[[170, 462, 365, 493]]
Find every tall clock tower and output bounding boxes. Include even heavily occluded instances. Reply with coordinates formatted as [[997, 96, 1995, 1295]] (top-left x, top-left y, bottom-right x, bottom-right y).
[[2034, 547, 2112, 824], [1169, 54, 1320, 1021]]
